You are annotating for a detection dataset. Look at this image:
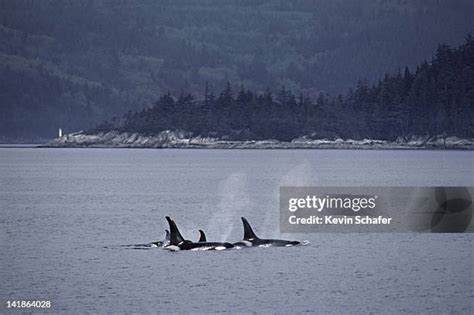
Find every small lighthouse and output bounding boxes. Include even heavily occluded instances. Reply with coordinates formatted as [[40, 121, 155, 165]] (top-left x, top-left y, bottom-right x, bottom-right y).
[[59, 128, 63, 138]]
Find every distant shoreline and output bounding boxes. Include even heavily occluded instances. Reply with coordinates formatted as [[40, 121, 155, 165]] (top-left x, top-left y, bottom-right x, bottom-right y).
[[38, 131, 474, 150], [0, 144, 39, 148]]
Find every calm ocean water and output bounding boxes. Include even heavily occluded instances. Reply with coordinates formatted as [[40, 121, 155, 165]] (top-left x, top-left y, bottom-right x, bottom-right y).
[[0, 148, 472, 313]]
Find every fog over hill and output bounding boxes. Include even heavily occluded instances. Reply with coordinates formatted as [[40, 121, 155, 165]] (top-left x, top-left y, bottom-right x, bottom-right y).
[[1, 0, 473, 140]]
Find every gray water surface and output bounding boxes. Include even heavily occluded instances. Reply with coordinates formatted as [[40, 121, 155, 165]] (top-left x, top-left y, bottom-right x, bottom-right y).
[[0, 149, 472, 313]]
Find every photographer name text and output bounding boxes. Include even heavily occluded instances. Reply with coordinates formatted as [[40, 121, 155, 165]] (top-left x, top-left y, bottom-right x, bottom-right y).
[[287, 195, 393, 226]]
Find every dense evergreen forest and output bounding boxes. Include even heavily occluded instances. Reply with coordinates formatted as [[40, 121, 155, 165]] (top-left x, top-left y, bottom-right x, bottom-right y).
[[1, 0, 473, 140], [94, 38, 474, 141]]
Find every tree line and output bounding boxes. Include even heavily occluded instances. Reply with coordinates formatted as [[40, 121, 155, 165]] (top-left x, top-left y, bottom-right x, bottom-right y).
[[2, 0, 473, 140], [92, 38, 474, 141]]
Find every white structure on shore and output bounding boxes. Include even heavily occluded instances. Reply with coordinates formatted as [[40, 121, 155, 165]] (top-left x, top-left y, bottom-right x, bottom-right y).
[[59, 128, 62, 138]]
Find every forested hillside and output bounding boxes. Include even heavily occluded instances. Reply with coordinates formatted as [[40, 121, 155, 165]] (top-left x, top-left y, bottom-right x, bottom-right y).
[[1, 0, 473, 140], [94, 39, 474, 141]]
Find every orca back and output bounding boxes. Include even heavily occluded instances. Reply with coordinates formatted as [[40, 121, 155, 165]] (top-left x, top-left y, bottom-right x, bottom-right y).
[[241, 217, 259, 240], [182, 242, 234, 250], [198, 230, 207, 242], [165, 216, 186, 245]]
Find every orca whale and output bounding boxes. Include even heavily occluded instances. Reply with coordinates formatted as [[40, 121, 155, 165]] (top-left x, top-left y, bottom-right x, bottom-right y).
[[165, 217, 234, 250], [234, 217, 300, 247], [123, 229, 170, 249], [198, 229, 207, 242], [150, 229, 170, 247]]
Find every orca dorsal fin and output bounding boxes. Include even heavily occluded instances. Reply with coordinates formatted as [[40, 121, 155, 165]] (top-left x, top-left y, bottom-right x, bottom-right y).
[[198, 230, 207, 242], [165, 216, 185, 245], [165, 229, 170, 241], [241, 217, 259, 240]]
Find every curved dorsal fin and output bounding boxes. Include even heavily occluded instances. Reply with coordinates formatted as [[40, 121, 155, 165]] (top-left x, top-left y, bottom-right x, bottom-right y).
[[241, 217, 259, 240], [165, 229, 170, 241], [165, 216, 185, 245], [198, 230, 207, 242]]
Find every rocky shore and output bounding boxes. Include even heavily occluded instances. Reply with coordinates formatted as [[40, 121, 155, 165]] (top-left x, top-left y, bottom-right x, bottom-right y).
[[40, 130, 474, 150]]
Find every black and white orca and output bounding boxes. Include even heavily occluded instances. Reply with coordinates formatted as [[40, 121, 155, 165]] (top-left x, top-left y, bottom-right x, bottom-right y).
[[150, 229, 170, 247], [123, 229, 169, 249], [165, 216, 234, 251], [234, 217, 300, 247]]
